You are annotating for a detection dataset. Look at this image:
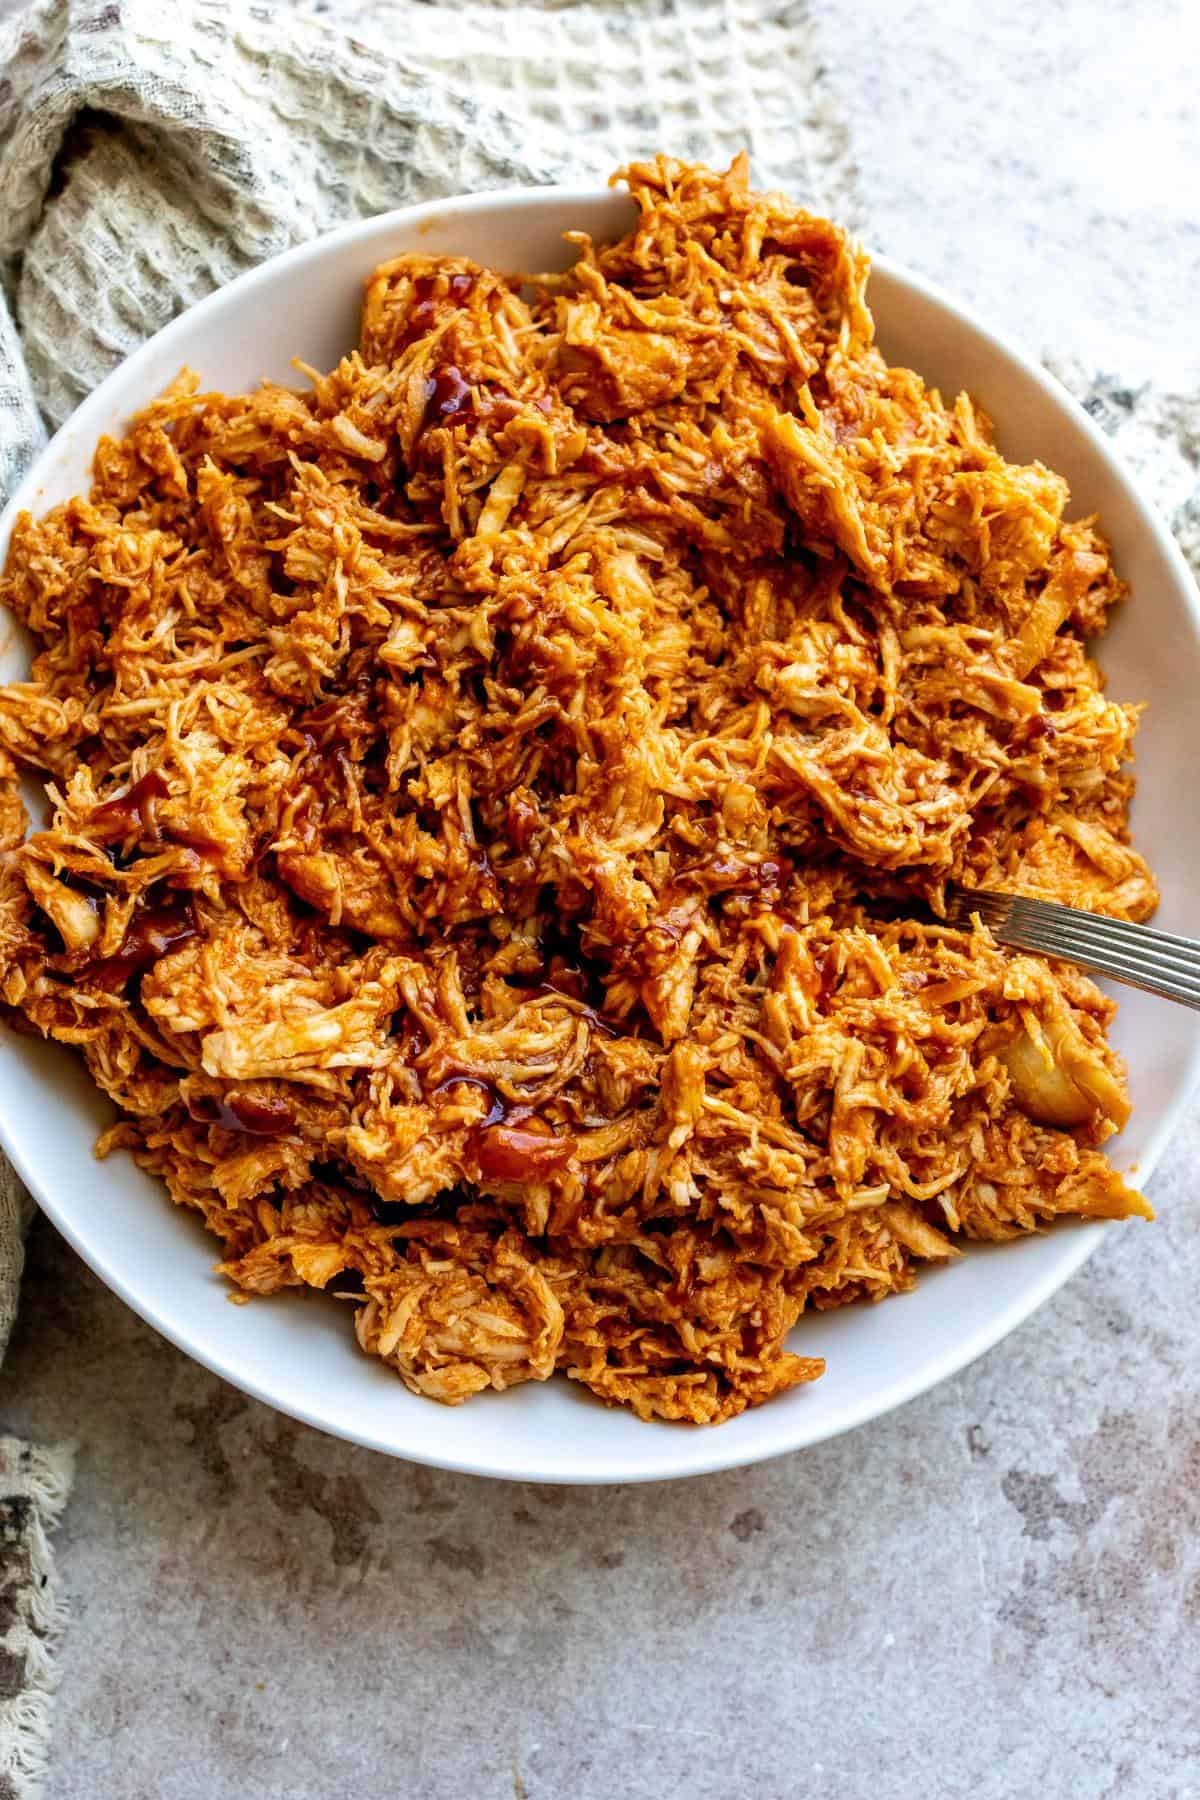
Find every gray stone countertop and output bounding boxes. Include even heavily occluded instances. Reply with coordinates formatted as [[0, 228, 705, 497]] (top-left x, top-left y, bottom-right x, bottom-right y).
[[4, 2, 1200, 1795]]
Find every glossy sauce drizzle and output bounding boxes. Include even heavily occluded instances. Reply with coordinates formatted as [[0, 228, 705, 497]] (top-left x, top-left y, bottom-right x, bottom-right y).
[[424, 366, 475, 426], [90, 769, 169, 841], [87, 897, 199, 989], [186, 1091, 296, 1137], [399, 272, 475, 351], [430, 1075, 576, 1182], [430, 1075, 506, 1129]]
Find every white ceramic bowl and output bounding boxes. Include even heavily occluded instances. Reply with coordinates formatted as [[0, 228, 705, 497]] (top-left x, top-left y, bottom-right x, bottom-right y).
[[2, 188, 1198, 1484]]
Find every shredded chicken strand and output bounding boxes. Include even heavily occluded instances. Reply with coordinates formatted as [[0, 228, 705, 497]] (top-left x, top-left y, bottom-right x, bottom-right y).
[[0, 155, 1155, 1425]]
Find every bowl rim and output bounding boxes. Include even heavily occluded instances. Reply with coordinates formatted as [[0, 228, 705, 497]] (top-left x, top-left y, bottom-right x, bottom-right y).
[[3, 183, 1199, 1484]]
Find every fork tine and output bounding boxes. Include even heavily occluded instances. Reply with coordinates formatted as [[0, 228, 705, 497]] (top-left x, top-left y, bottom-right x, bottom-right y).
[[1005, 916, 1200, 978], [948, 885, 1200, 1011], [1011, 935, 1200, 1007], [1003, 895, 1198, 957], [947, 888, 1012, 930]]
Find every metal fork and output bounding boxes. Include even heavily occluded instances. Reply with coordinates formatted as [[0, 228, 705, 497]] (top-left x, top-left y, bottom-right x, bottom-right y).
[[946, 887, 1200, 1010]]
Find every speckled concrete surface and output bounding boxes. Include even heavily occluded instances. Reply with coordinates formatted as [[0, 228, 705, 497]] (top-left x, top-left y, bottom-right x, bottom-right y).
[[814, 0, 1200, 392], [4, 3, 1200, 1796]]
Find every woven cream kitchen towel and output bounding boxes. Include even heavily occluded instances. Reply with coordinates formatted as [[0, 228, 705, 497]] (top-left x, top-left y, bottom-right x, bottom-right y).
[[0, 1, 1197, 1793]]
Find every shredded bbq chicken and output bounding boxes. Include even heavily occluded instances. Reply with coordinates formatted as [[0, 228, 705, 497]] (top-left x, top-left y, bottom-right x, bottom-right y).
[[0, 156, 1155, 1424]]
